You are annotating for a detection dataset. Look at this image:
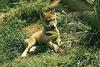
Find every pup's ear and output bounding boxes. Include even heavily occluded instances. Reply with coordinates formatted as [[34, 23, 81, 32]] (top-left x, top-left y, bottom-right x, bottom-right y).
[[54, 12, 58, 16], [49, 10, 55, 14], [48, 10, 52, 13], [42, 12, 46, 17]]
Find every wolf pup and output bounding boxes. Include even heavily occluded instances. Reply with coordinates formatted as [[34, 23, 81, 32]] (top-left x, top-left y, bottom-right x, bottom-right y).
[[21, 12, 62, 57]]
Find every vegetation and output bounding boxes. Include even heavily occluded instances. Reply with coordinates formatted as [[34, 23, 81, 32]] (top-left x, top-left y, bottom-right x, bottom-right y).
[[0, 0, 100, 67]]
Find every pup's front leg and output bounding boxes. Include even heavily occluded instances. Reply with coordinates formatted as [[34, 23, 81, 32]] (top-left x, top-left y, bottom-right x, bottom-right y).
[[55, 28, 61, 46], [48, 41, 62, 53], [56, 36, 61, 46]]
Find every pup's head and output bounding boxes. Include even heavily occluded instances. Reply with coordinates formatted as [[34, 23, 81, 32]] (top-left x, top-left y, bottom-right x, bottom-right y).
[[42, 12, 57, 30]]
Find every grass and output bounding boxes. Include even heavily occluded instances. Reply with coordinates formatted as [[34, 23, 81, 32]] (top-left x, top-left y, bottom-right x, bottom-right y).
[[0, 0, 47, 64], [0, 0, 100, 67]]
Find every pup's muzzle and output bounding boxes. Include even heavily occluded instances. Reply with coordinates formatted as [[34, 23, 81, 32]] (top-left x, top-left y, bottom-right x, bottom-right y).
[[50, 25, 56, 30]]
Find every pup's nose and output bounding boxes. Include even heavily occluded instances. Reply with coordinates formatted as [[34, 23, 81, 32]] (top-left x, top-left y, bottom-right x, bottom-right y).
[[51, 25, 54, 27], [50, 26, 55, 29]]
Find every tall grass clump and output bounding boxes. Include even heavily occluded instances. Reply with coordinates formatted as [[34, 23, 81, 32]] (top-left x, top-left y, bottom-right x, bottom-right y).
[[80, 0, 100, 49], [95, 0, 100, 26]]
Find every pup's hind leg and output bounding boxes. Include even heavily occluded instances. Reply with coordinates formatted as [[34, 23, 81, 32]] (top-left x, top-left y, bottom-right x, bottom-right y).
[[21, 39, 36, 57], [29, 46, 37, 52]]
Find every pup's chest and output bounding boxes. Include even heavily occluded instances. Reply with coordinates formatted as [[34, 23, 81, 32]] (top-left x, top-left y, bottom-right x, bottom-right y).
[[37, 31, 59, 46], [45, 31, 59, 40]]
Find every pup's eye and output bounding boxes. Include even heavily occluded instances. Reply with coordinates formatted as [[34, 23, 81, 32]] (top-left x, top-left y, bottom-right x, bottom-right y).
[[52, 19, 55, 20]]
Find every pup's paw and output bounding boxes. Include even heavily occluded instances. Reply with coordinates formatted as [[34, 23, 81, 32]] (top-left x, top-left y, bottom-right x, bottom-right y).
[[57, 47, 63, 53], [21, 53, 27, 57]]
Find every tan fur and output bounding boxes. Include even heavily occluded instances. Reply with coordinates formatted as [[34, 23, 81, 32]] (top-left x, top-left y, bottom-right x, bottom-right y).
[[24, 23, 43, 37], [48, 0, 61, 8], [21, 12, 62, 57]]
